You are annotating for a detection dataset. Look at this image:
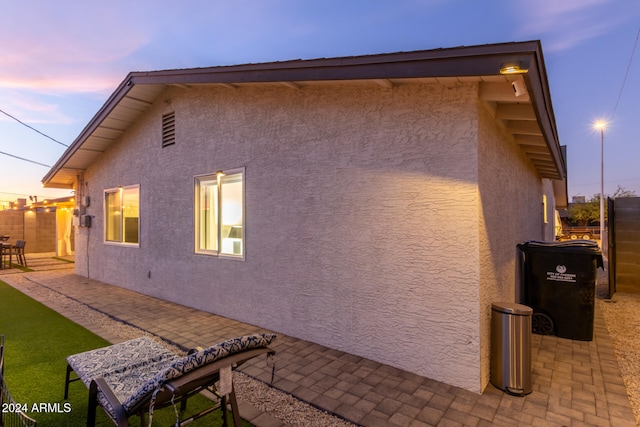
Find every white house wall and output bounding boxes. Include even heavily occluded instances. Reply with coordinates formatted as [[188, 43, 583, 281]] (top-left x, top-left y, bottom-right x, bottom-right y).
[[476, 100, 547, 391], [542, 178, 558, 241], [77, 81, 542, 393]]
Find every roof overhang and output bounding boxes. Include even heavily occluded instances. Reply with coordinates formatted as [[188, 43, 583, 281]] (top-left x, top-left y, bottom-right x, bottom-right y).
[[43, 40, 567, 192]]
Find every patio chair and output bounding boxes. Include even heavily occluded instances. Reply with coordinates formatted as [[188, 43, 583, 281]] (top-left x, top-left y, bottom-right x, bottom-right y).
[[64, 333, 276, 427], [11, 240, 27, 267], [1, 240, 26, 268]]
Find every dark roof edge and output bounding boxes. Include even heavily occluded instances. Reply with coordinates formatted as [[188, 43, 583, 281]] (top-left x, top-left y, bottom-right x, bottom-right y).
[[42, 76, 135, 185], [127, 40, 544, 85], [132, 40, 542, 75], [522, 42, 566, 179], [43, 40, 565, 186]]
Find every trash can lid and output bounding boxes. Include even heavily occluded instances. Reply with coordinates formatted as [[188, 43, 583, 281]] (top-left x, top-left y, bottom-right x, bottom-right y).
[[517, 240, 601, 251], [492, 302, 533, 315], [517, 240, 604, 268]]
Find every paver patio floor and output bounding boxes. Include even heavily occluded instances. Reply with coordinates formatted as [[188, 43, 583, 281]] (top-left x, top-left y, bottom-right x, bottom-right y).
[[1, 256, 636, 426]]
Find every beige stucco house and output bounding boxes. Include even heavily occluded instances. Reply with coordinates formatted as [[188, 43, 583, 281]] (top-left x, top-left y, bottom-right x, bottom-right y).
[[43, 41, 567, 393]]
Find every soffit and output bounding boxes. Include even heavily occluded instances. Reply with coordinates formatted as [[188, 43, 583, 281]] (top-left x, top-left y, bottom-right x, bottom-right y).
[[43, 84, 166, 188], [479, 77, 562, 180]]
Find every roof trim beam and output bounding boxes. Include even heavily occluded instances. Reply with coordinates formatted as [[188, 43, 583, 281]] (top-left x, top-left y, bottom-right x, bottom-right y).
[[42, 41, 566, 188]]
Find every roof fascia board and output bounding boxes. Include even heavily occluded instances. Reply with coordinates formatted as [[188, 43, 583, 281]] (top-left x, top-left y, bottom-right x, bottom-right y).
[[521, 44, 566, 180], [42, 77, 136, 185], [128, 41, 543, 86], [43, 40, 565, 187]]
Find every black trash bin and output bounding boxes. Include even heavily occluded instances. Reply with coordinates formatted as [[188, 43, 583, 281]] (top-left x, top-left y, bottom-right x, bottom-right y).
[[518, 240, 603, 341]]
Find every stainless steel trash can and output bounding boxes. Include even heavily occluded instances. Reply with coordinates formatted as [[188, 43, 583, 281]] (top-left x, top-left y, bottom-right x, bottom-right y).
[[490, 302, 532, 396]]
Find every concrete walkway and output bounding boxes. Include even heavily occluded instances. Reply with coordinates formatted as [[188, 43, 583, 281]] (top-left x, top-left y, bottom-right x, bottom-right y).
[[1, 255, 637, 426]]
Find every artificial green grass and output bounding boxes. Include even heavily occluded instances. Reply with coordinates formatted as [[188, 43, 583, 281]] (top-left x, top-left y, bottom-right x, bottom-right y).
[[51, 257, 75, 264], [0, 280, 252, 426]]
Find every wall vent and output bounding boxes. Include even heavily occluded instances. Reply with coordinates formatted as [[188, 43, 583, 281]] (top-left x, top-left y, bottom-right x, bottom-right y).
[[162, 112, 176, 148]]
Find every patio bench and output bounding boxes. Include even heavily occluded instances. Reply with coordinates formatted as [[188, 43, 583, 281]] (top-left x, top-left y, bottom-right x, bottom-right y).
[[64, 333, 276, 427]]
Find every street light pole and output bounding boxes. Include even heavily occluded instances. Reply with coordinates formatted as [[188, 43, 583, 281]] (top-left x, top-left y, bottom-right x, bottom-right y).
[[594, 121, 606, 249]]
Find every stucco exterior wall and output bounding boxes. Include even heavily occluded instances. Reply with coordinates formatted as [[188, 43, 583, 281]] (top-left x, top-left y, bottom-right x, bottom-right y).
[[76, 81, 547, 392], [542, 178, 558, 241], [476, 101, 547, 390]]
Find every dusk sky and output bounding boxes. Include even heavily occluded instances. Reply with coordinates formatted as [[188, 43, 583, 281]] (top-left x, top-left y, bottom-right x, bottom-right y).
[[1, 0, 639, 206]]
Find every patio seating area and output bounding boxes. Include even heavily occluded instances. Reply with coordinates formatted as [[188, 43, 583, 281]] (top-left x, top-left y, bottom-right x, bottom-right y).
[[1, 258, 637, 426]]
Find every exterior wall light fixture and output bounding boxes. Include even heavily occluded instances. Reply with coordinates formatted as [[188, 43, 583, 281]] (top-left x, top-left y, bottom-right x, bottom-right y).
[[499, 62, 528, 75]]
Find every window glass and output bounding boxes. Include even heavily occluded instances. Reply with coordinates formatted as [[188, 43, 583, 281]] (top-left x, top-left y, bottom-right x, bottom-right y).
[[220, 173, 243, 256], [196, 177, 218, 252], [104, 186, 139, 245], [105, 190, 122, 242], [122, 187, 140, 244], [195, 169, 244, 257]]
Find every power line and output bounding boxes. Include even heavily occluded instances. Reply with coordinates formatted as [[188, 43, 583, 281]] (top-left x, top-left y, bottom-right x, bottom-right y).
[[0, 108, 69, 147], [612, 27, 640, 119], [0, 190, 39, 197], [0, 150, 51, 168], [0, 190, 72, 200]]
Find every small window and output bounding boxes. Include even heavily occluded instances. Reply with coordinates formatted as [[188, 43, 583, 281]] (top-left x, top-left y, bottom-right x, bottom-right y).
[[105, 185, 140, 245], [162, 112, 175, 147], [195, 169, 244, 258]]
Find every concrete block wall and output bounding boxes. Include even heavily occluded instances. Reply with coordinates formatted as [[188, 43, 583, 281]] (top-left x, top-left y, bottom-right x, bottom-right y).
[[0, 210, 57, 253]]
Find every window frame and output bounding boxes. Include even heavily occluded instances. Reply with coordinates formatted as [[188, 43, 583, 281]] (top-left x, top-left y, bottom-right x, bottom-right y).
[[194, 167, 245, 259], [103, 184, 140, 247]]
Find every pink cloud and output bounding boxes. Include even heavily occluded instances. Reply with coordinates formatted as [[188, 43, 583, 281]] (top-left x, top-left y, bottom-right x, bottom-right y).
[[0, 73, 123, 94], [0, 92, 74, 125], [0, 2, 150, 94]]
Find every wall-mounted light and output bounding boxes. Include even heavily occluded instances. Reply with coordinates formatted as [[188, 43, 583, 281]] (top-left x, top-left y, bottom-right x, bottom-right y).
[[499, 62, 528, 75]]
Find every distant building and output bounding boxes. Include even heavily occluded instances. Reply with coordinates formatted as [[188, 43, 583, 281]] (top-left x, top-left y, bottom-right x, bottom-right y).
[[572, 196, 587, 203]]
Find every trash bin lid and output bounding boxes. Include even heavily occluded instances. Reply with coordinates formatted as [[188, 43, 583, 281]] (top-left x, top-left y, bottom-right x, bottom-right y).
[[492, 302, 533, 315], [517, 240, 604, 268], [518, 240, 601, 252]]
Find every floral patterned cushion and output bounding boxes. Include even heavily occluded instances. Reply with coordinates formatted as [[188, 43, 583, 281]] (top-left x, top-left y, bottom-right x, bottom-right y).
[[83, 334, 276, 417], [98, 355, 177, 419], [67, 336, 179, 388], [119, 333, 276, 412]]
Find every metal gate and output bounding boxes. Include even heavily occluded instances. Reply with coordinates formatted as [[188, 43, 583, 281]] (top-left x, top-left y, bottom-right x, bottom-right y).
[[1, 336, 37, 427]]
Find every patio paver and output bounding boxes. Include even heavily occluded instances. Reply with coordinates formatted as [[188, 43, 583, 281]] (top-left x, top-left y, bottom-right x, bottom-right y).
[[1, 256, 636, 426]]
